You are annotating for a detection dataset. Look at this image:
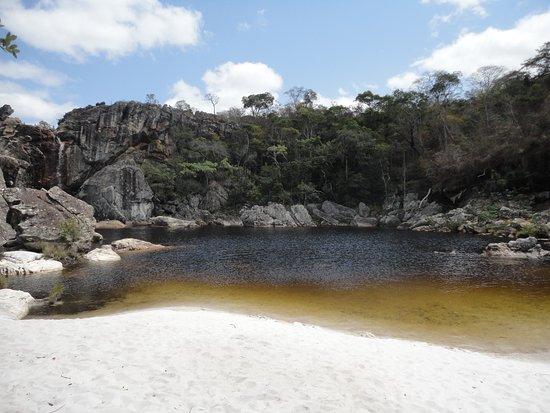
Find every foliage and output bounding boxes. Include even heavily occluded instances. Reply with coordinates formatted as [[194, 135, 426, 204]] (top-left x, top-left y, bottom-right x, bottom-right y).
[[59, 218, 82, 243], [48, 283, 65, 304], [0, 20, 19, 58], [0, 274, 7, 289], [517, 223, 547, 238], [140, 45, 549, 209]]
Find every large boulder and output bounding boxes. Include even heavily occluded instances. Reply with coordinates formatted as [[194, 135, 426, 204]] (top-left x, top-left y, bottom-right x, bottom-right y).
[[240, 203, 297, 227], [95, 220, 126, 229], [2, 186, 96, 250], [507, 237, 538, 252], [290, 205, 314, 227], [78, 156, 153, 222], [321, 201, 356, 224], [352, 216, 378, 228], [0, 251, 63, 275], [0, 289, 35, 319]]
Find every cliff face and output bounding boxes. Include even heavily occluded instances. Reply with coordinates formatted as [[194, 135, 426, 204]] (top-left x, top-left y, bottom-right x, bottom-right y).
[[0, 102, 237, 222]]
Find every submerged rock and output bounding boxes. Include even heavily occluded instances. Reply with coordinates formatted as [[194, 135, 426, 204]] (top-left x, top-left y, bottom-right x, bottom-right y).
[[0, 289, 35, 319], [0, 251, 63, 275], [84, 245, 121, 262], [111, 238, 165, 252]]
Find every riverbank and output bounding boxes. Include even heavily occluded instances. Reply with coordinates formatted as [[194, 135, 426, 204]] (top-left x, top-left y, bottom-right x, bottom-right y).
[[1, 307, 549, 412]]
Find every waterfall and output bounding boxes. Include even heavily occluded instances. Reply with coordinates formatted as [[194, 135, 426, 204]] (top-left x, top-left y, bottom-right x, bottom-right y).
[[55, 137, 65, 189]]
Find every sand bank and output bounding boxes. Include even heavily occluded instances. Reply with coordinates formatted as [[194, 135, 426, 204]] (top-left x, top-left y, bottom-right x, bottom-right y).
[[1, 308, 549, 412]]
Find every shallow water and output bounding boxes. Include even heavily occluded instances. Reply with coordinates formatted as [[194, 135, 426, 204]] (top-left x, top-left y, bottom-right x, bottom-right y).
[[8, 227, 550, 355]]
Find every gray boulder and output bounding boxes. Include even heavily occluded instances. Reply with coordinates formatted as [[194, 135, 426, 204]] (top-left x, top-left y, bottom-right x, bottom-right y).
[[2, 186, 96, 250], [78, 156, 153, 222], [358, 202, 370, 217], [352, 216, 378, 228], [290, 204, 314, 227], [150, 216, 198, 229], [507, 237, 538, 252], [0, 289, 36, 319], [380, 214, 401, 227], [321, 201, 356, 223], [240, 203, 297, 227]]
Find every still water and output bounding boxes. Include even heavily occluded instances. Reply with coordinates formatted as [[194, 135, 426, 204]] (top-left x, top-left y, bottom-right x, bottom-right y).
[[8, 227, 550, 355]]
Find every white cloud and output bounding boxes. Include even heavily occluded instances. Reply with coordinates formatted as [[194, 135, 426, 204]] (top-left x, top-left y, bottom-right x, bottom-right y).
[[2, 0, 202, 61], [387, 11, 550, 90], [0, 81, 74, 124], [421, 0, 488, 16], [166, 62, 283, 113], [237, 22, 251, 32], [316, 89, 358, 108], [387, 72, 420, 90], [414, 11, 550, 75], [0, 60, 68, 87]]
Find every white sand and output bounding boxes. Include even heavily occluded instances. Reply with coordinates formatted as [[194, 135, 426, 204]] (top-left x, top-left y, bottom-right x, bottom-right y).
[[1, 308, 549, 412]]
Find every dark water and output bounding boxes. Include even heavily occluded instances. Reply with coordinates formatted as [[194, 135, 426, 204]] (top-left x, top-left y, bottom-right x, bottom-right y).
[[7, 227, 550, 355]]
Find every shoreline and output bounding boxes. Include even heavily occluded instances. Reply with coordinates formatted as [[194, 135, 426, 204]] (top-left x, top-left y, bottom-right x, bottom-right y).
[[2, 306, 550, 411]]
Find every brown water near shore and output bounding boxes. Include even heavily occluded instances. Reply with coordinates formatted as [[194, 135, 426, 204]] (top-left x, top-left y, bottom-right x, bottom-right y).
[[10, 227, 550, 356], [72, 274, 550, 356]]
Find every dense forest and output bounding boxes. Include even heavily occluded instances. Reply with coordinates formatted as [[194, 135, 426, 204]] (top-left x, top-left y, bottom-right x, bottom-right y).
[[142, 43, 549, 211]]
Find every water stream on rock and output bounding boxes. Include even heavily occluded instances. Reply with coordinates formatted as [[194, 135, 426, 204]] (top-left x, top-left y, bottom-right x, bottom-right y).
[[8, 227, 550, 356]]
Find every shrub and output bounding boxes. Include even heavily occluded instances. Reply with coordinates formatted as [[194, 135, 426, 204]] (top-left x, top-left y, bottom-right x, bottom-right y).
[[59, 218, 81, 243], [517, 223, 547, 238], [0, 274, 7, 289], [40, 242, 70, 261], [48, 283, 65, 304]]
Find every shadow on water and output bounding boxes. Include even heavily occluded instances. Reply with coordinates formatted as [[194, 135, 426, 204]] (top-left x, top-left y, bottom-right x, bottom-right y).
[[8, 227, 550, 355]]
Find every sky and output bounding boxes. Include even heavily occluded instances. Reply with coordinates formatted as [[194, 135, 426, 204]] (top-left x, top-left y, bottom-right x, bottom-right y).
[[0, 0, 549, 124]]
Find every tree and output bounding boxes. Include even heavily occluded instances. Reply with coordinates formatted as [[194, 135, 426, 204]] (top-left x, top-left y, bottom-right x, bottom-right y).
[[303, 89, 318, 106], [523, 42, 550, 77], [145, 93, 158, 104], [284, 87, 306, 106], [242, 92, 275, 116], [469, 66, 506, 128], [175, 100, 191, 111], [205, 93, 220, 114], [0, 20, 19, 58]]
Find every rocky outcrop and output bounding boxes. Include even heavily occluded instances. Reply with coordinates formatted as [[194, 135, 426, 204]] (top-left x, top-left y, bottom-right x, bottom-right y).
[[78, 155, 153, 222], [0, 251, 63, 275], [1, 186, 96, 250], [484, 237, 549, 259], [84, 245, 121, 262], [111, 238, 165, 252], [0, 289, 35, 319], [240, 203, 296, 227], [201, 181, 228, 212]]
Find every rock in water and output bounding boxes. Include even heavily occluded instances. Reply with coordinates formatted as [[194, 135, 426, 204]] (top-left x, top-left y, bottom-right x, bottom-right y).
[[352, 216, 379, 228], [84, 245, 121, 262], [95, 220, 126, 229], [1, 186, 96, 250], [78, 156, 153, 222], [240, 203, 298, 227], [111, 238, 165, 252], [0, 289, 35, 319], [0, 251, 63, 275], [484, 237, 549, 259], [150, 216, 198, 229]]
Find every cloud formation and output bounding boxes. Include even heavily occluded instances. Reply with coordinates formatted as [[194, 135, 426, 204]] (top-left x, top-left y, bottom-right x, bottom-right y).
[[0, 60, 68, 87], [421, 0, 488, 17], [387, 11, 550, 89], [0, 81, 74, 124], [167, 61, 283, 112], [2, 0, 202, 60]]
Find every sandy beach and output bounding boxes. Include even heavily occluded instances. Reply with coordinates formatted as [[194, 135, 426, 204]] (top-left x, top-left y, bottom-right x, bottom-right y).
[[1, 307, 549, 412]]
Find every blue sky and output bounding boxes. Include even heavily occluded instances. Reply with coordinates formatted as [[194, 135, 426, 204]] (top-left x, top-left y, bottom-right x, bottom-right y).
[[1, 0, 549, 123]]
